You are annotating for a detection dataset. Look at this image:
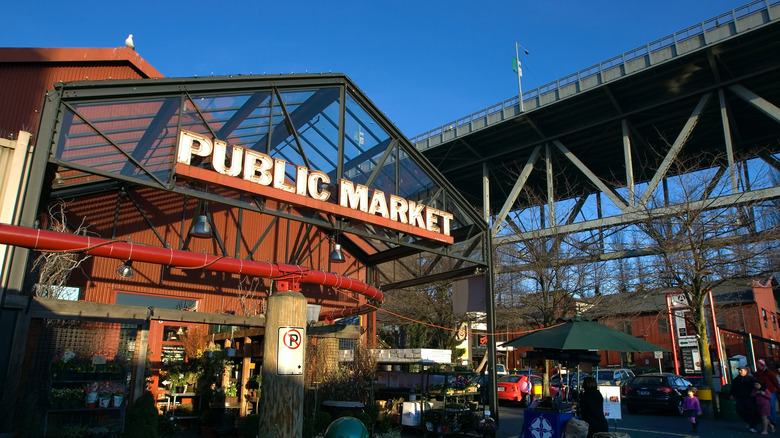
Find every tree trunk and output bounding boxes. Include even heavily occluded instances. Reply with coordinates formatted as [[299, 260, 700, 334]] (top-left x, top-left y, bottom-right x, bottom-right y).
[[694, 302, 715, 418]]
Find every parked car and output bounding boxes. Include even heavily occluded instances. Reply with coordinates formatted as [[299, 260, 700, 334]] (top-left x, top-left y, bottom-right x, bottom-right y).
[[496, 374, 560, 406], [468, 373, 491, 404], [624, 373, 693, 415], [592, 368, 635, 393], [550, 372, 590, 398]]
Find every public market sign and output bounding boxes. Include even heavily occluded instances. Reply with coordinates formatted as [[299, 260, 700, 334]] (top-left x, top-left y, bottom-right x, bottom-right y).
[[175, 130, 454, 243]]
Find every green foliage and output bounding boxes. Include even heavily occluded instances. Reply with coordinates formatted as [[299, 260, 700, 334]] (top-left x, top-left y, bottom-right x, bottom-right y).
[[314, 411, 333, 434], [238, 414, 260, 438], [355, 412, 373, 430], [316, 340, 377, 405], [192, 349, 229, 388], [122, 392, 159, 438], [47, 425, 87, 438], [364, 404, 380, 423]]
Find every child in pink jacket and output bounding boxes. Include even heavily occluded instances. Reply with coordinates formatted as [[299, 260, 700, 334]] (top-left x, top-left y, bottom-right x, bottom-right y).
[[683, 387, 702, 433]]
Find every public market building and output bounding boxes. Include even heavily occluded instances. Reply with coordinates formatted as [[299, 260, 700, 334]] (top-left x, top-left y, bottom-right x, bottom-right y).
[[0, 47, 494, 436]]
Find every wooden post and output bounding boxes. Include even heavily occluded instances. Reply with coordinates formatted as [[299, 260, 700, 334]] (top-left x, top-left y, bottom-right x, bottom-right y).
[[133, 320, 150, 402], [258, 292, 306, 437], [240, 337, 251, 417]]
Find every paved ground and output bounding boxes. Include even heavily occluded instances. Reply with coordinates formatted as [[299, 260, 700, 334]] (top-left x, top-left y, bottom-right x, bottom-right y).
[[482, 404, 765, 438], [171, 404, 760, 437]]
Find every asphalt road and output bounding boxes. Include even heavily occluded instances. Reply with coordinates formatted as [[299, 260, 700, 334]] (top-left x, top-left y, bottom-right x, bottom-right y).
[[495, 404, 759, 438], [402, 404, 763, 438]]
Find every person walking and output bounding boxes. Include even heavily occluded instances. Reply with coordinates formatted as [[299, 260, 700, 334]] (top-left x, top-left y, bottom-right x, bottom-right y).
[[752, 382, 776, 434], [755, 359, 779, 428], [578, 377, 609, 438], [732, 365, 761, 433], [684, 386, 703, 433]]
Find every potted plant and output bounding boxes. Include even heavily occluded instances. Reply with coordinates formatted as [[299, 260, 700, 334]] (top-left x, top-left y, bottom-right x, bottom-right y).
[[98, 391, 111, 408], [49, 388, 68, 410], [84, 382, 98, 408], [245, 375, 260, 398], [68, 387, 85, 409], [112, 385, 124, 407], [219, 381, 238, 406], [51, 349, 77, 380]]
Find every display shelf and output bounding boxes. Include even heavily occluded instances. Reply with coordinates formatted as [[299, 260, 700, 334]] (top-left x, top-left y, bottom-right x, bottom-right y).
[[44, 370, 129, 436]]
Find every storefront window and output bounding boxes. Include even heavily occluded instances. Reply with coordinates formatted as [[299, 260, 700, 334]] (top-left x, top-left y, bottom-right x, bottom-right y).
[[116, 292, 197, 311]]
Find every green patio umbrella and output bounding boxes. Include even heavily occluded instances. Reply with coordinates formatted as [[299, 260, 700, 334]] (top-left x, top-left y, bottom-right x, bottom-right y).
[[501, 316, 668, 352]]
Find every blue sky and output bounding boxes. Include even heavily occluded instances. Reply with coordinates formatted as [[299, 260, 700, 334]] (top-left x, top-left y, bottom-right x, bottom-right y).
[[4, 0, 745, 138]]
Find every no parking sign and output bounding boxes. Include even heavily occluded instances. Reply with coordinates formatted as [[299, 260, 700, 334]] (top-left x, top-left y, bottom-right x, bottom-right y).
[[277, 326, 304, 375]]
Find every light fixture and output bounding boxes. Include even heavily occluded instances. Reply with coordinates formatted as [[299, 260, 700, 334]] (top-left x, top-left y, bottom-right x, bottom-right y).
[[329, 243, 345, 264], [116, 260, 134, 279], [190, 214, 212, 238]]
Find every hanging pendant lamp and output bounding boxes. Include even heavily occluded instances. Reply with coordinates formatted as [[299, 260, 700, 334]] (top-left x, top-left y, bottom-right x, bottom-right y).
[[190, 214, 212, 238], [329, 243, 346, 264], [116, 260, 134, 278]]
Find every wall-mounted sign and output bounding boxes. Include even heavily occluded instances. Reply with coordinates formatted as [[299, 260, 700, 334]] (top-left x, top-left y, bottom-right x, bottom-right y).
[[277, 326, 304, 375], [175, 130, 454, 243]]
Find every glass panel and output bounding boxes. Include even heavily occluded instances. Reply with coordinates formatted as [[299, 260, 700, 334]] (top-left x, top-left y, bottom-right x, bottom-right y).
[[60, 98, 179, 182], [342, 93, 391, 184], [268, 88, 341, 177]]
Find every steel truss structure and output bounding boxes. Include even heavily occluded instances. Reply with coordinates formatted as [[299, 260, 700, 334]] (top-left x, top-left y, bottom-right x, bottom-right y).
[[16, 74, 491, 289], [416, 2, 780, 277]]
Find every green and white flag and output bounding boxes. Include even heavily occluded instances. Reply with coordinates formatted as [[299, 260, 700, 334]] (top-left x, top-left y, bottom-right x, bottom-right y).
[[512, 57, 522, 77]]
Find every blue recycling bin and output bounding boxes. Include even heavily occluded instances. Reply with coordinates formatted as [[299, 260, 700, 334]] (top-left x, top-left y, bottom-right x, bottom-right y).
[[522, 409, 574, 438]]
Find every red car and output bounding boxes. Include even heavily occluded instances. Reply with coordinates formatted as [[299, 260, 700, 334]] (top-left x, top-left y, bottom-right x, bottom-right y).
[[496, 374, 559, 406]]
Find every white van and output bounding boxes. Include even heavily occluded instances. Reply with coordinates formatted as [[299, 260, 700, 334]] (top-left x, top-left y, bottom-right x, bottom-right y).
[[496, 364, 508, 376]]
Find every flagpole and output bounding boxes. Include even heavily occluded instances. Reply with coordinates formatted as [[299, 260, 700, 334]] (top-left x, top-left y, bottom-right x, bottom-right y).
[[515, 43, 529, 112]]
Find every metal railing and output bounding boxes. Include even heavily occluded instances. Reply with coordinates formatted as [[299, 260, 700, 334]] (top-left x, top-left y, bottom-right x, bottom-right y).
[[411, 0, 779, 149]]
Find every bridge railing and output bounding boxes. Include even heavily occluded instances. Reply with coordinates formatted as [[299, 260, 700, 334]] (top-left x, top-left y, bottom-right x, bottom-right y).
[[411, 0, 780, 150]]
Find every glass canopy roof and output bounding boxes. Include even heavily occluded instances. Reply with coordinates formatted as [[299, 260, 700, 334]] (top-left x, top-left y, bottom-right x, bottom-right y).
[[42, 74, 489, 287]]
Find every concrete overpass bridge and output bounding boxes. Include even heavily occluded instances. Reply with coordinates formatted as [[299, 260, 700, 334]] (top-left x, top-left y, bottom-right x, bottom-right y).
[[413, 1, 780, 274]]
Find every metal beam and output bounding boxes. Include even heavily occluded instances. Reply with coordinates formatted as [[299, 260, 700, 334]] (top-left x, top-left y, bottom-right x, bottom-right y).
[[729, 84, 780, 123], [495, 185, 780, 244], [546, 144, 555, 227], [492, 146, 540, 237], [638, 93, 712, 207], [719, 89, 740, 194], [622, 120, 635, 206], [553, 140, 627, 210]]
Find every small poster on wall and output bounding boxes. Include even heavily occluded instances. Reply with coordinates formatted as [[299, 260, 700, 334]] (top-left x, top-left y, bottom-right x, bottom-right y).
[[599, 385, 622, 420]]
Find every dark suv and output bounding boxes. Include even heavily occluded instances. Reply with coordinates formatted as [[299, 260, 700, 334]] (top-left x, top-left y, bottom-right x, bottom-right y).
[[624, 373, 693, 415]]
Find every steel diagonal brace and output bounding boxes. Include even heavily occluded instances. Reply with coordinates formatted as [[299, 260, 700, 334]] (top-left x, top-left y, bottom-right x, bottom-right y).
[[729, 85, 780, 123], [492, 145, 541, 237], [638, 92, 712, 207], [552, 140, 628, 211]]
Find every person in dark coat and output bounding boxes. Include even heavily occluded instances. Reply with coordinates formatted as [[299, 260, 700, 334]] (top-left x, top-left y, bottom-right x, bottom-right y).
[[578, 377, 609, 438], [731, 365, 760, 432]]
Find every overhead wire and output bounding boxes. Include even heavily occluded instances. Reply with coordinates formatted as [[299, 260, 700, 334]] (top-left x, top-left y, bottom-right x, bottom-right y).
[[330, 287, 566, 338]]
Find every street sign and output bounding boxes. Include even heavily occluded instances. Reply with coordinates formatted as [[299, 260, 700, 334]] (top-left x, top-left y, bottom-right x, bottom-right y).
[[277, 326, 304, 375]]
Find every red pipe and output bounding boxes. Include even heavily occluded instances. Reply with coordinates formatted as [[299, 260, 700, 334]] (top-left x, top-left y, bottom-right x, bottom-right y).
[[0, 223, 382, 321]]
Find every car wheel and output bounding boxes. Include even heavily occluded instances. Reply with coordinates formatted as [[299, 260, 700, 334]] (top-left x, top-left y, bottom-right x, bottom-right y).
[[521, 394, 531, 407], [672, 397, 684, 415]]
